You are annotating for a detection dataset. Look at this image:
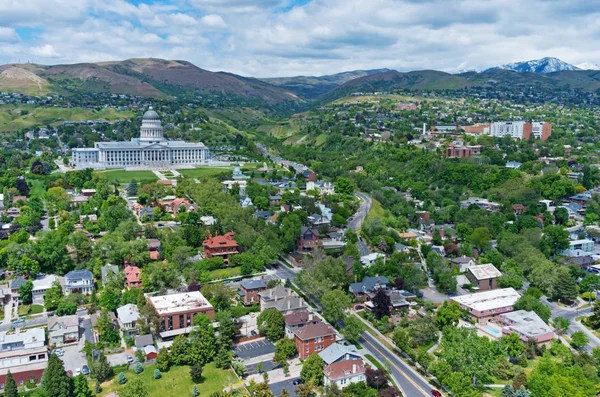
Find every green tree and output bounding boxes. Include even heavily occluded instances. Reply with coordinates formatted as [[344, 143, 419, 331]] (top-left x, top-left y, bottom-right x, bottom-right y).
[[392, 328, 411, 353], [5, 371, 18, 397], [257, 308, 285, 341], [321, 289, 351, 325], [156, 347, 171, 371], [93, 352, 113, 382], [19, 279, 33, 304], [570, 331, 589, 349], [542, 225, 569, 256], [341, 315, 365, 343], [435, 300, 462, 328], [127, 179, 138, 196], [469, 227, 492, 252], [334, 177, 354, 195], [408, 315, 439, 346], [214, 345, 232, 369], [44, 280, 64, 311], [371, 288, 391, 319], [134, 362, 143, 374], [553, 207, 569, 225], [501, 384, 515, 397], [551, 267, 578, 303], [275, 338, 297, 361], [513, 295, 551, 323], [192, 385, 200, 397], [44, 353, 73, 397], [500, 333, 525, 362], [300, 353, 324, 386], [190, 364, 203, 383], [551, 317, 570, 336], [73, 374, 91, 397], [119, 378, 147, 397], [117, 372, 127, 384], [154, 368, 161, 379]]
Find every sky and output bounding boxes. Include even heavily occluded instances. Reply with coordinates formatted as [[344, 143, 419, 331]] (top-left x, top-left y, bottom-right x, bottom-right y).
[[1, 0, 600, 78]]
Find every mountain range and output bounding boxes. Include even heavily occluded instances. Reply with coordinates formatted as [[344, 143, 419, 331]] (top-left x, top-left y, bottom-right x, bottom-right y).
[[2, 57, 600, 107]]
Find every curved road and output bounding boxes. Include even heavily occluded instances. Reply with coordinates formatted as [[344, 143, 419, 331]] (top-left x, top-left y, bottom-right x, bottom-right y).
[[348, 191, 372, 232]]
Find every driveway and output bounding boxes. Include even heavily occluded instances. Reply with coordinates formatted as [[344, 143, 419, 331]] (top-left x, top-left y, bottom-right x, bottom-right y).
[[60, 339, 87, 373], [233, 339, 275, 360], [269, 377, 300, 397], [107, 351, 130, 367]]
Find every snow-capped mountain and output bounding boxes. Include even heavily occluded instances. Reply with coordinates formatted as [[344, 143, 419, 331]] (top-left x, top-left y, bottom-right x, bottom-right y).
[[483, 57, 580, 73], [576, 62, 600, 70]]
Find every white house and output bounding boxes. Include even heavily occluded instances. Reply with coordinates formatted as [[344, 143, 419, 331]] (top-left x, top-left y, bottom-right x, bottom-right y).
[[324, 359, 366, 388]]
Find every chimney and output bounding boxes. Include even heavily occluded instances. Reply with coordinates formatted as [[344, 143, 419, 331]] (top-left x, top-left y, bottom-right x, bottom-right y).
[[308, 313, 314, 322], [352, 364, 357, 374], [288, 299, 291, 310]]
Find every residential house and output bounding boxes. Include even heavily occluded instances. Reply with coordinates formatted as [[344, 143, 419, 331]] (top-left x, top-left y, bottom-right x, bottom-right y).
[[238, 279, 266, 306], [359, 253, 386, 267], [466, 263, 502, 291], [284, 310, 321, 338], [261, 286, 308, 314], [124, 265, 141, 289], [308, 213, 331, 228], [394, 243, 410, 254], [117, 304, 140, 337], [324, 359, 367, 389], [101, 264, 119, 285], [560, 239, 594, 256], [135, 334, 154, 351], [512, 204, 526, 216], [294, 322, 337, 360], [319, 343, 362, 365], [144, 345, 158, 360], [269, 195, 282, 205], [79, 214, 98, 223], [48, 315, 79, 346], [64, 269, 93, 295], [240, 196, 253, 208], [298, 226, 320, 252], [203, 232, 240, 264], [460, 197, 501, 212], [450, 256, 476, 273], [0, 328, 48, 388], [10, 277, 27, 295], [498, 310, 556, 346], [148, 291, 215, 338], [159, 198, 197, 216], [32, 275, 59, 304], [306, 180, 335, 196], [349, 276, 389, 297], [451, 288, 521, 324]]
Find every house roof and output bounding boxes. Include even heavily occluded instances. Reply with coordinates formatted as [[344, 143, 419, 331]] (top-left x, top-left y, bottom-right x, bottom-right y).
[[240, 279, 266, 290], [349, 276, 389, 294], [125, 266, 141, 283], [284, 310, 317, 327], [10, 277, 27, 290], [265, 296, 307, 312], [324, 359, 366, 381], [147, 239, 161, 249], [144, 345, 157, 355], [467, 263, 502, 280], [135, 334, 154, 348], [261, 285, 291, 301], [101, 264, 119, 280], [450, 256, 473, 264], [203, 232, 239, 249], [149, 251, 160, 260], [293, 322, 335, 341], [451, 288, 521, 313], [65, 269, 93, 281], [500, 310, 555, 339], [117, 304, 140, 324], [319, 343, 361, 365], [48, 315, 79, 336]]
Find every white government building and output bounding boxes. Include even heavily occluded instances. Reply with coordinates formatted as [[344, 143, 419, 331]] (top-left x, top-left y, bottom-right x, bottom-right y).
[[72, 107, 209, 169]]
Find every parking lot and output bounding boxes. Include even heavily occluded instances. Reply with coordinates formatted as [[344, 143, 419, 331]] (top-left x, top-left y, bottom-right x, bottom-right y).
[[269, 377, 300, 397], [246, 359, 279, 375], [59, 338, 88, 373], [233, 338, 275, 360]]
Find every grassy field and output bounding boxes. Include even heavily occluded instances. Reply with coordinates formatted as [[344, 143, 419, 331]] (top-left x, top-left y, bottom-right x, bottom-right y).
[[0, 105, 135, 132], [99, 363, 236, 397], [99, 170, 158, 185], [208, 266, 242, 280], [178, 164, 263, 179]]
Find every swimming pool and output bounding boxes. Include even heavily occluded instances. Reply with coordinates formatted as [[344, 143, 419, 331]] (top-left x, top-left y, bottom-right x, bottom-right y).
[[481, 326, 502, 337]]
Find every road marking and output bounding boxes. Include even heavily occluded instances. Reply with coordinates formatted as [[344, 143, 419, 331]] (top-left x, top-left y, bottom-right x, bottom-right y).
[[362, 336, 430, 397]]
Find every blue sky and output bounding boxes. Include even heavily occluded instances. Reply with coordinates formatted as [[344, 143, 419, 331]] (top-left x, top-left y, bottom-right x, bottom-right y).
[[1, 0, 600, 77]]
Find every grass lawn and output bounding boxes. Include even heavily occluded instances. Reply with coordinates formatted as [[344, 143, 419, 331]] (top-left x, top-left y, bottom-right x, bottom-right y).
[[178, 167, 233, 179], [98, 363, 236, 397], [30, 304, 44, 315], [17, 305, 30, 316], [208, 266, 242, 280], [100, 169, 158, 185]]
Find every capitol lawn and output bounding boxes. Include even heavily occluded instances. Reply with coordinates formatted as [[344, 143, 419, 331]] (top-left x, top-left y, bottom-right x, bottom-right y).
[[98, 363, 237, 397], [101, 169, 158, 185]]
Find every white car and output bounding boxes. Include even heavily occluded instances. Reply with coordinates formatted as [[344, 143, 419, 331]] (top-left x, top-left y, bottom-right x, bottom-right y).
[[53, 349, 64, 357], [75, 368, 81, 376]]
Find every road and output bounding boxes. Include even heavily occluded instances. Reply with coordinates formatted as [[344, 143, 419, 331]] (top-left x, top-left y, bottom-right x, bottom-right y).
[[359, 332, 432, 397], [348, 191, 372, 232], [0, 314, 48, 332], [549, 303, 599, 351], [255, 143, 308, 174]]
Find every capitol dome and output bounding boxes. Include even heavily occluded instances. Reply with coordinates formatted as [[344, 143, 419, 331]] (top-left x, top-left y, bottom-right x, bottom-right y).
[[142, 107, 160, 120]]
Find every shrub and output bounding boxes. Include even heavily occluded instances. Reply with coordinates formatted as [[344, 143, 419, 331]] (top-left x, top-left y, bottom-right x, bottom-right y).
[[190, 364, 203, 383], [192, 385, 200, 397], [134, 362, 143, 374], [118, 372, 127, 384], [154, 368, 161, 379]]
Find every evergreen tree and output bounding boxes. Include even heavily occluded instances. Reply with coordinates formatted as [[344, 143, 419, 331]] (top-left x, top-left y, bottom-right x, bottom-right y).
[[127, 179, 138, 196], [192, 385, 200, 397], [73, 374, 91, 397], [552, 268, 578, 302], [94, 352, 114, 382], [5, 371, 18, 397], [156, 347, 171, 371], [154, 369, 161, 379], [501, 384, 515, 397], [190, 365, 203, 383], [134, 362, 143, 374], [215, 345, 232, 369], [118, 372, 127, 385], [514, 386, 530, 397], [44, 353, 73, 397]]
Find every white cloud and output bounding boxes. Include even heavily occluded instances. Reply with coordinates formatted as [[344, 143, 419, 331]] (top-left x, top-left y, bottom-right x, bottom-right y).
[[200, 14, 227, 28], [31, 44, 58, 58], [0, 28, 19, 42]]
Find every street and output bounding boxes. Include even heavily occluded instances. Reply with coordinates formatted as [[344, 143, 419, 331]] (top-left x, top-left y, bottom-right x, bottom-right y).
[[359, 332, 432, 397], [348, 192, 372, 232], [0, 314, 48, 332]]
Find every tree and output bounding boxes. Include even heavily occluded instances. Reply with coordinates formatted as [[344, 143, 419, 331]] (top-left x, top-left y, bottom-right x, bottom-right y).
[[554, 207, 569, 225], [341, 316, 365, 343], [500, 333, 525, 362], [552, 317, 569, 335], [170, 335, 188, 365], [19, 279, 33, 304], [5, 371, 18, 397], [118, 372, 127, 384], [154, 368, 161, 379], [365, 368, 388, 390], [551, 267, 578, 303], [513, 295, 551, 323], [469, 227, 491, 252], [156, 347, 170, 372], [571, 331, 589, 349], [321, 289, 351, 325], [514, 386, 530, 397], [500, 384, 515, 397], [378, 387, 400, 397], [15, 176, 29, 196], [192, 386, 200, 397], [127, 179, 138, 196], [73, 374, 91, 397], [215, 345, 232, 369], [56, 301, 77, 316], [275, 338, 298, 361], [94, 352, 113, 382], [190, 364, 203, 383], [371, 288, 391, 319], [134, 362, 143, 374], [435, 300, 462, 328], [257, 308, 285, 341], [392, 328, 411, 353], [44, 353, 73, 397], [44, 280, 64, 311], [542, 225, 569, 256], [214, 311, 236, 346], [334, 177, 354, 195], [120, 378, 147, 397], [300, 353, 324, 385], [408, 315, 439, 346]]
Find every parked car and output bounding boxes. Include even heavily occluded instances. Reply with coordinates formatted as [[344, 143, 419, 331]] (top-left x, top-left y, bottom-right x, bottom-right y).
[[53, 349, 65, 357], [431, 390, 442, 397], [250, 330, 257, 336], [12, 318, 24, 324], [75, 368, 81, 376], [127, 355, 134, 364], [82, 365, 90, 375], [292, 379, 303, 385], [66, 370, 73, 377]]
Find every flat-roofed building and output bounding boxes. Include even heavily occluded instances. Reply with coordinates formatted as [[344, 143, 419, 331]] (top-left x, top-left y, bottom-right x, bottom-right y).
[[0, 328, 47, 388], [498, 310, 556, 346], [451, 288, 521, 324], [466, 263, 502, 291], [149, 291, 214, 339]]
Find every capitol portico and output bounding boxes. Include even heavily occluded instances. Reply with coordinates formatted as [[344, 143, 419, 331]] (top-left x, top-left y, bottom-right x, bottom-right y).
[[72, 107, 209, 169]]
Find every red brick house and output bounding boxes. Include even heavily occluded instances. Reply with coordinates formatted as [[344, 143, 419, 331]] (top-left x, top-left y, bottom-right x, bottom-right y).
[[203, 232, 240, 264], [124, 265, 142, 289], [239, 279, 266, 305], [298, 226, 320, 252], [293, 322, 336, 360]]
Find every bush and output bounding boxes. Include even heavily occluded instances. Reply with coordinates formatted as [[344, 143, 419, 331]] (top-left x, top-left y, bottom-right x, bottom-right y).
[[134, 362, 143, 374], [154, 368, 161, 379], [118, 372, 127, 384], [192, 385, 200, 397], [190, 364, 203, 383]]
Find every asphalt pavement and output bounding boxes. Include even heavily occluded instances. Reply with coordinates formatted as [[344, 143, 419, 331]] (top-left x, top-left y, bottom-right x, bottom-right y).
[[0, 314, 48, 332], [348, 192, 372, 232], [269, 377, 300, 397], [359, 332, 433, 397]]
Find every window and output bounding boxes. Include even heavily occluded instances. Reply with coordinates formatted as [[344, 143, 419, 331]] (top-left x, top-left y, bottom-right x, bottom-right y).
[[29, 355, 36, 361], [38, 354, 45, 359]]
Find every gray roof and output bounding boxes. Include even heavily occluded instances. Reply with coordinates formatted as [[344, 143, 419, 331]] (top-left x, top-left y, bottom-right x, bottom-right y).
[[101, 264, 119, 281], [349, 276, 389, 294], [240, 279, 266, 290], [319, 343, 361, 365], [10, 277, 27, 290], [66, 269, 93, 281], [117, 304, 140, 324], [142, 107, 160, 120], [135, 334, 154, 349]]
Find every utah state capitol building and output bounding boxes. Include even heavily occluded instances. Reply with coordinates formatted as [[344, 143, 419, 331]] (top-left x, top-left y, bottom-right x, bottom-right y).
[[72, 107, 209, 169]]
